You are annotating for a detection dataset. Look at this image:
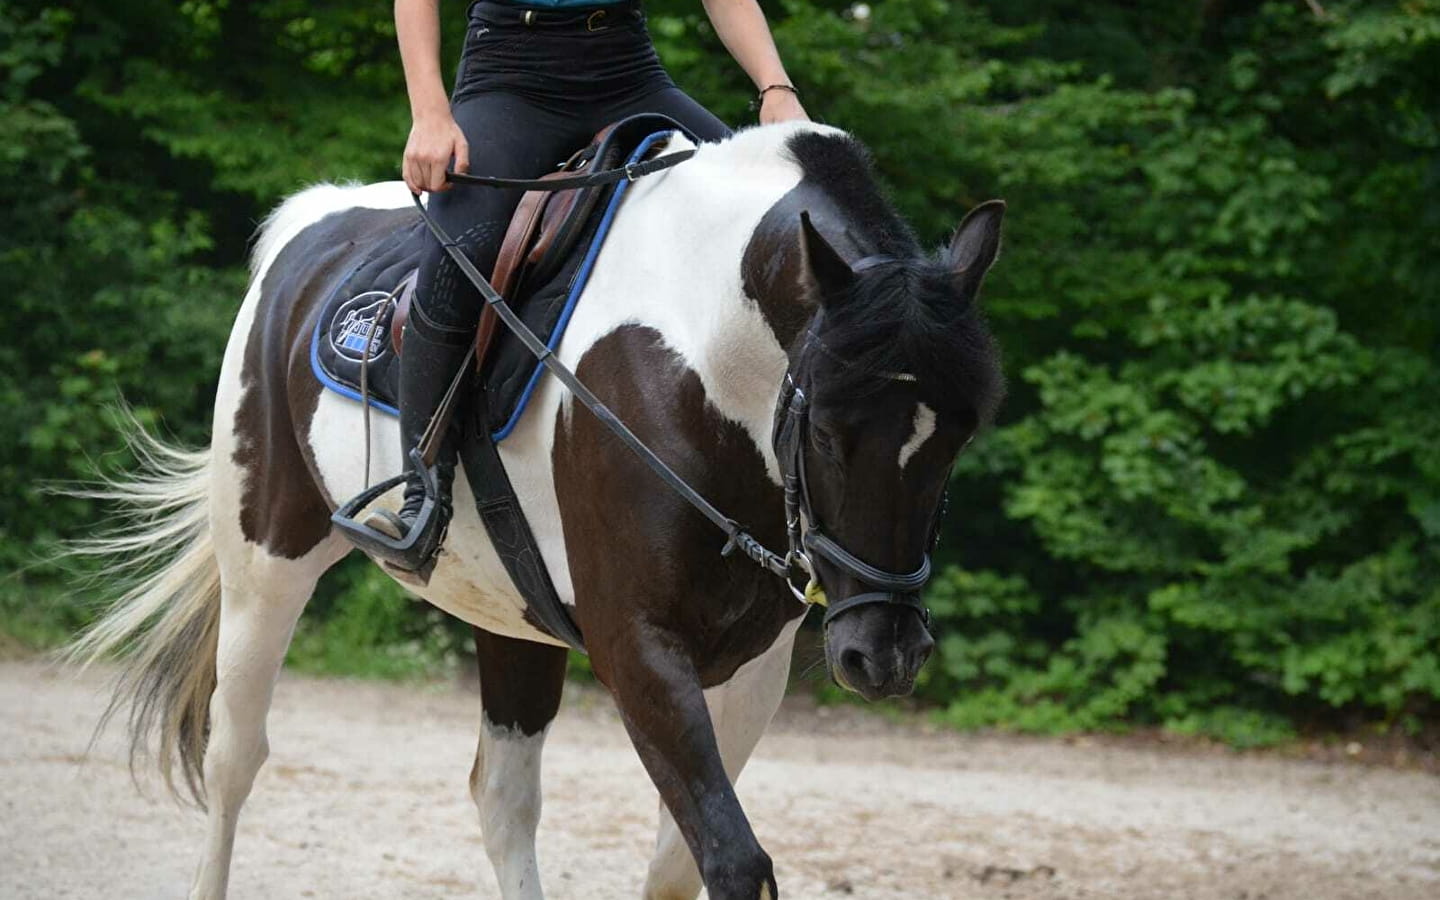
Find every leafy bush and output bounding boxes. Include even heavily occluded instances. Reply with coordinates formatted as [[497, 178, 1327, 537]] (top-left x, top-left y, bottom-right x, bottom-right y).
[[884, 0, 1440, 739], [287, 558, 470, 679]]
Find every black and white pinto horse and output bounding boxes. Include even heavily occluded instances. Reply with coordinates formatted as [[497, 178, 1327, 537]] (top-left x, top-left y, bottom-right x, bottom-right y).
[[70, 121, 1004, 899]]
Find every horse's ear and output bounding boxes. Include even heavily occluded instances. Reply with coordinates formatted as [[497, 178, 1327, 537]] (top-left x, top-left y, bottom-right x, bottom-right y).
[[946, 200, 1005, 289], [798, 210, 855, 306]]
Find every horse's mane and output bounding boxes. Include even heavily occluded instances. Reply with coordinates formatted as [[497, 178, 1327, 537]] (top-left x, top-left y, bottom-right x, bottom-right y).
[[784, 131, 1005, 425]]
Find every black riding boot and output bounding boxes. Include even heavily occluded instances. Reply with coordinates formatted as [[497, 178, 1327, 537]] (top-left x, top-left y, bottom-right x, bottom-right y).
[[362, 307, 471, 577]]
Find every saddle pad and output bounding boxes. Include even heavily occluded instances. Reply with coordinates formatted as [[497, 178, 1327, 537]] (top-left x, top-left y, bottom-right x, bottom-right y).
[[310, 129, 675, 439]]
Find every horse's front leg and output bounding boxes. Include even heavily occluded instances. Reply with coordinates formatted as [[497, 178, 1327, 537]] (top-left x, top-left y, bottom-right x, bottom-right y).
[[469, 627, 568, 900], [599, 635, 776, 900], [644, 619, 802, 900]]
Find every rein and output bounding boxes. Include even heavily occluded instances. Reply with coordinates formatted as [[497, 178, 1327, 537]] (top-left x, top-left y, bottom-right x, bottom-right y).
[[410, 149, 937, 622], [444, 149, 694, 191]]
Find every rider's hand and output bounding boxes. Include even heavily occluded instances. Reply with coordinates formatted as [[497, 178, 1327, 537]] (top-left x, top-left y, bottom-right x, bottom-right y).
[[760, 89, 809, 125], [402, 111, 469, 194]]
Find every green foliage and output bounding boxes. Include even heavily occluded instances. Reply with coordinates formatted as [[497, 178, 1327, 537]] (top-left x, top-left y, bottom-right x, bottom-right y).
[[2, 0, 1436, 744], [883, 0, 1440, 739], [0, 0, 402, 635], [286, 558, 469, 679]]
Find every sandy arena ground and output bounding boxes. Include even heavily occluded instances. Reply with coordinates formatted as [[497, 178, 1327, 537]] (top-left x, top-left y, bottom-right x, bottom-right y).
[[2, 659, 1437, 899]]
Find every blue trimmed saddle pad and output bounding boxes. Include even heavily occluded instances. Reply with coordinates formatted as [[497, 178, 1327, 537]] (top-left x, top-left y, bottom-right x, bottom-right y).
[[311, 130, 673, 440]]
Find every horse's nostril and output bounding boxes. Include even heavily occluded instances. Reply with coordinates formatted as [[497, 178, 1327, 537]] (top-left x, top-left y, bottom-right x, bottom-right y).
[[908, 641, 933, 672], [909, 633, 935, 671], [839, 648, 873, 684]]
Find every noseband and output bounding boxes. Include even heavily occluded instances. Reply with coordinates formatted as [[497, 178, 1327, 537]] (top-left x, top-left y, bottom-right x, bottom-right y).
[[772, 336, 942, 627]]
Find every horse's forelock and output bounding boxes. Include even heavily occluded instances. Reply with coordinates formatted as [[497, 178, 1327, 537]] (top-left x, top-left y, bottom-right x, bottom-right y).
[[768, 131, 1003, 425], [816, 259, 1004, 426]]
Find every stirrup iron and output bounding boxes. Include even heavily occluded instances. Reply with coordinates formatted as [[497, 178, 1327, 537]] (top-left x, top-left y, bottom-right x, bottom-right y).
[[331, 448, 448, 583]]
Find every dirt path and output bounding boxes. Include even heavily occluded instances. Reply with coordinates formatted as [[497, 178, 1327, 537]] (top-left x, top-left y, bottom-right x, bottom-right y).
[[2, 659, 1437, 899]]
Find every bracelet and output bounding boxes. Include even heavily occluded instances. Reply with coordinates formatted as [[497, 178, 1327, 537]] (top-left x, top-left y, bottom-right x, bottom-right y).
[[750, 83, 799, 112]]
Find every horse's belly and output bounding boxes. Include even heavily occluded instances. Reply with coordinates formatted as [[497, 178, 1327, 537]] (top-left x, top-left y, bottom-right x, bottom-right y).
[[416, 466, 566, 645], [306, 391, 563, 646]]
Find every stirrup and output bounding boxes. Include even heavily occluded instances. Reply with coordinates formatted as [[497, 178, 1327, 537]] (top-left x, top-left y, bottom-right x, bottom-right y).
[[332, 448, 448, 585]]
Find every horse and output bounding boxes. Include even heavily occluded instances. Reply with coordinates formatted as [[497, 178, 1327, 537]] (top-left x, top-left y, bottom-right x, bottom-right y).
[[67, 120, 1005, 900]]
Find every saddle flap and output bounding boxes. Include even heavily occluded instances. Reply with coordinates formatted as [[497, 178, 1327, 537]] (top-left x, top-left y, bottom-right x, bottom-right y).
[[493, 174, 565, 299], [524, 114, 683, 287]]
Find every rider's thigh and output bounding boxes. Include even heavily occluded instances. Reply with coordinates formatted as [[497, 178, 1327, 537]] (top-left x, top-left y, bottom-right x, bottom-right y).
[[608, 85, 733, 144], [414, 92, 588, 330]]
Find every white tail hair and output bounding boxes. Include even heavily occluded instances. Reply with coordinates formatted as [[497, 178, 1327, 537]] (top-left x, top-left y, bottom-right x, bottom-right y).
[[62, 409, 219, 806], [59, 183, 402, 805]]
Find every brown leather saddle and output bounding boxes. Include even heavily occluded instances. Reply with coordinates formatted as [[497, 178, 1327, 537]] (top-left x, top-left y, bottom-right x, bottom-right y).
[[390, 115, 683, 373]]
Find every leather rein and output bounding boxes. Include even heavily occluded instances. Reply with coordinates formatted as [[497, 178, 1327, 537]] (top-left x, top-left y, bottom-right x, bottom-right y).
[[413, 153, 938, 626]]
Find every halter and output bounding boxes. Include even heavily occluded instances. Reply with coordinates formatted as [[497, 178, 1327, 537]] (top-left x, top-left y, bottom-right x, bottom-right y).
[[772, 333, 942, 627]]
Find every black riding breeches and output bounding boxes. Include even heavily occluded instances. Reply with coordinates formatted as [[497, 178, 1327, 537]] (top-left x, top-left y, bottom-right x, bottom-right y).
[[412, 1, 732, 334]]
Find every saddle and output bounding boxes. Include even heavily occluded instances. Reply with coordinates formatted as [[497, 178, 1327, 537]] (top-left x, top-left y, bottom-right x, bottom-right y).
[[314, 113, 692, 432], [390, 114, 686, 376]]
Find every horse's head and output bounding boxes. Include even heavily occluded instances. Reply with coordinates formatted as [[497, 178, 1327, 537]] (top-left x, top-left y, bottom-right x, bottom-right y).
[[776, 198, 1006, 700]]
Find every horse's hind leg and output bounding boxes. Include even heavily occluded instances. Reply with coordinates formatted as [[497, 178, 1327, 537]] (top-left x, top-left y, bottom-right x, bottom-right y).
[[189, 541, 346, 900], [469, 628, 568, 900], [643, 621, 801, 900]]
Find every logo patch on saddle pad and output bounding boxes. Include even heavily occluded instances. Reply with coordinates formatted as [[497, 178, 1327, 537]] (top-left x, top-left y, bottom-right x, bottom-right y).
[[328, 291, 394, 363]]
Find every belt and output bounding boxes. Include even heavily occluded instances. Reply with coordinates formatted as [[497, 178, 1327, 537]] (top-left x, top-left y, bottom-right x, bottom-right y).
[[468, 1, 645, 31]]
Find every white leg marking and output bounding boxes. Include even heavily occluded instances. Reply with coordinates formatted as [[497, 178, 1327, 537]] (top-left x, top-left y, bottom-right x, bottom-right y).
[[643, 617, 802, 900], [897, 403, 936, 470], [471, 718, 548, 900], [189, 544, 344, 900]]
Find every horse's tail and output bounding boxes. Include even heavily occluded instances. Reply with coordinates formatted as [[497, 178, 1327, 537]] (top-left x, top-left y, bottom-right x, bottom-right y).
[[62, 409, 220, 807]]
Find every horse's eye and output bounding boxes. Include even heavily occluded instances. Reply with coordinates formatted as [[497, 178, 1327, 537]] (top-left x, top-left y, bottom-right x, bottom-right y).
[[811, 425, 843, 461]]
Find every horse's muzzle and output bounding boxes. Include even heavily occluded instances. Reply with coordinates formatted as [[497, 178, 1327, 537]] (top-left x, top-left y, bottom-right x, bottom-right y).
[[823, 601, 934, 700]]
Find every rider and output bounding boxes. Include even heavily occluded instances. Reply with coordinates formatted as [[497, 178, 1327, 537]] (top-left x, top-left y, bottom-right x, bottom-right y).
[[362, 0, 808, 565]]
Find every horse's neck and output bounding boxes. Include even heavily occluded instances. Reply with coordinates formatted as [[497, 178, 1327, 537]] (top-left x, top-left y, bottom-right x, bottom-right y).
[[585, 129, 818, 482]]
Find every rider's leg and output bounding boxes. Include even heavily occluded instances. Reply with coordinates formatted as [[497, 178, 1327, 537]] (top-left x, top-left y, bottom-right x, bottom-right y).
[[606, 85, 733, 145], [364, 90, 592, 557], [366, 5, 732, 563], [361, 300, 471, 547]]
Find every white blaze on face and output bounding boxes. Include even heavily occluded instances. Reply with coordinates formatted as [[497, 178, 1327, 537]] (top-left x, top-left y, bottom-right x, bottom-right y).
[[898, 403, 937, 470]]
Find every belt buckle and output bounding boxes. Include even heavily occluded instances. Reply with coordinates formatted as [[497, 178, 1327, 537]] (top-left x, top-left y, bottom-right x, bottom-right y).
[[587, 9, 607, 31]]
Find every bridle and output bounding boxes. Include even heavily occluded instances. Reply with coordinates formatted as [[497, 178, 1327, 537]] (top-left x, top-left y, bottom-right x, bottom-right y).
[[772, 330, 944, 627]]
